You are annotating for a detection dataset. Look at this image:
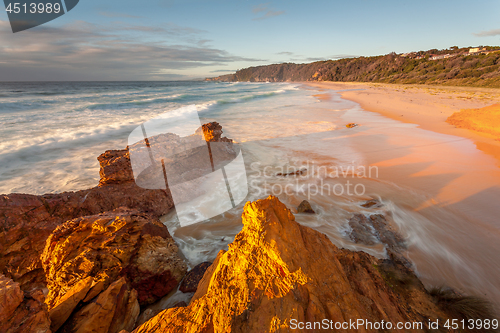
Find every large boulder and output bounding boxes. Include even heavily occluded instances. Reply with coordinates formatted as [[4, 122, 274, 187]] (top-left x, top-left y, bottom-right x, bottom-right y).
[[41, 209, 187, 332], [0, 275, 51, 333], [134, 196, 451, 333]]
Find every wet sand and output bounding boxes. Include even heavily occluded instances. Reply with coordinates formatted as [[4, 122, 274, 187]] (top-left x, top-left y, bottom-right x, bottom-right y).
[[298, 83, 500, 305], [306, 82, 500, 165]]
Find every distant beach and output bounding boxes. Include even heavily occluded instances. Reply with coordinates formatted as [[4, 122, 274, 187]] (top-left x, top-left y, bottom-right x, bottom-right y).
[[306, 82, 500, 163]]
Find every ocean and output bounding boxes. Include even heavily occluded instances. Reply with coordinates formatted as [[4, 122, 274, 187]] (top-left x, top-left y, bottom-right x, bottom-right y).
[[1, 81, 500, 307], [0, 81, 304, 194]]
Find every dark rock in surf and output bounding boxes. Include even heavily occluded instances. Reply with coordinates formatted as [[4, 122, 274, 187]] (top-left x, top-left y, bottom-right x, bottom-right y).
[[361, 199, 383, 208], [179, 262, 212, 293], [276, 169, 306, 176], [297, 200, 315, 214], [348, 213, 410, 267]]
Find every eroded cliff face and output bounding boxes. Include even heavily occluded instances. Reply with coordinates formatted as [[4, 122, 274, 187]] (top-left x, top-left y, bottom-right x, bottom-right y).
[[134, 196, 450, 333]]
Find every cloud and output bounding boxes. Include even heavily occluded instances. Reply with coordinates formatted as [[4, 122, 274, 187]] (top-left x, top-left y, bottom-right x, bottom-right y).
[[99, 11, 142, 19], [473, 29, 500, 37], [252, 3, 270, 13], [277, 51, 294, 56], [0, 20, 265, 80], [329, 54, 358, 60], [210, 69, 237, 73], [253, 10, 285, 21], [252, 3, 285, 21]]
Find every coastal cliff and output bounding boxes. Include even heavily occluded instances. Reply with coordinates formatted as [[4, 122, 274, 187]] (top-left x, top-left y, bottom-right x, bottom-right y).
[[207, 46, 500, 88]]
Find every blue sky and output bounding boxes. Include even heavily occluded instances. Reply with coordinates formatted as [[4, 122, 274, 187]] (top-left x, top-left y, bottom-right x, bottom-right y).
[[1, 0, 500, 80]]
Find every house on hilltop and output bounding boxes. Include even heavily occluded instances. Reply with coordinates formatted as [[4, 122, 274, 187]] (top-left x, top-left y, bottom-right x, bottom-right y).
[[429, 54, 456, 61]]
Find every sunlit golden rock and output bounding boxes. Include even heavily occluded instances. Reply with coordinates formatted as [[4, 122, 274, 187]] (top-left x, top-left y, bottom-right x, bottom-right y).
[[134, 196, 449, 333], [61, 277, 140, 333], [41, 208, 187, 332]]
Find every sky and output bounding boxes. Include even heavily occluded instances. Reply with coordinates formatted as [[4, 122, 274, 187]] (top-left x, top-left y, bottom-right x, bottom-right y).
[[1, 0, 500, 81]]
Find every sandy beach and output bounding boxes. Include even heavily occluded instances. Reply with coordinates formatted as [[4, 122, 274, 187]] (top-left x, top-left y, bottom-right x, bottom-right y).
[[306, 82, 500, 165], [296, 82, 500, 305]]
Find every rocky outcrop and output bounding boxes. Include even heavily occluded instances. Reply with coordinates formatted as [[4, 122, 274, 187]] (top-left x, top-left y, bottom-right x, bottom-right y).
[[134, 196, 451, 332], [128, 122, 237, 195], [41, 209, 187, 332], [98, 149, 135, 186], [0, 121, 233, 291], [0, 151, 173, 291], [179, 262, 212, 293], [0, 275, 51, 333], [196, 122, 233, 143]]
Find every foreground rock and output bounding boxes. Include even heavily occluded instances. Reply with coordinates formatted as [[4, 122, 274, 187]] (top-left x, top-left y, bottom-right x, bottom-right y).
[[0, 275, 51, 333], [0, 151, 173, 291], [134, 196, 451, 332], [0, 122, 233, 291], [60, 277, 139, 333], [41, 208, 187, 332]]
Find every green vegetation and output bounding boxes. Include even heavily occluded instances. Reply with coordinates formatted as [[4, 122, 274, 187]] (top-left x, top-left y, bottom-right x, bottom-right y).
[[429, 287, 498, 332], [209, 46, 500, 88]]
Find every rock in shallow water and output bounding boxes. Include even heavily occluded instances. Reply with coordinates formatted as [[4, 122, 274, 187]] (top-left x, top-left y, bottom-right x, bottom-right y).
[[347, 212, 410, 267], [360, 199, 383, 208], [179, 262, 212, 293], [297, 199, 315, 213]]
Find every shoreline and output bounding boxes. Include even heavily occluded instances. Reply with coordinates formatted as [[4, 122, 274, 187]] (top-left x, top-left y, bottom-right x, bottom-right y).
[[299, 81, 500, 306], [303, 81, 500, 165]]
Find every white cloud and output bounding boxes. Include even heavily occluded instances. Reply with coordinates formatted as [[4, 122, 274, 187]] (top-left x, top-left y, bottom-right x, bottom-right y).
[[252, 3, 285, 21], [0, 20, 265, 80], [473, 29, 500, 37]]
